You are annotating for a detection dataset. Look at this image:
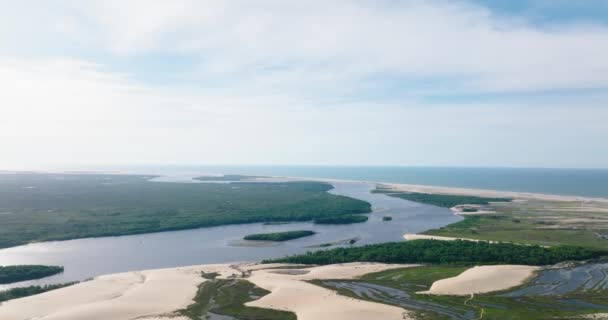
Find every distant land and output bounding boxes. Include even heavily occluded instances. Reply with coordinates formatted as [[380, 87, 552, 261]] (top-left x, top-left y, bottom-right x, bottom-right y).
[[94, 165, 608, 198]]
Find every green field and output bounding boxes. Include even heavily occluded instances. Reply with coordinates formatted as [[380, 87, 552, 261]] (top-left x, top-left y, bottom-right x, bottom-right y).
[[0, 265, 64, 284], [424, 215, 607, 249], [376, 186, 608, 250], [244, 230, 316, 241], [0, 173, 370, 249], [419, 198, 608, 250]]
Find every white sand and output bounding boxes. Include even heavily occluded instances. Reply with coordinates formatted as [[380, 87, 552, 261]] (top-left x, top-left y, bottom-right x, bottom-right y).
[[582, 313, 608, 319], [0, 264, 237, 320], [0, 262, 416, 320], [420, 265, 539, 296], [383, 182, 608, 203], [450, 205, 496, 215], [246, 262, 416, 320], [404, 233, 489, 242]]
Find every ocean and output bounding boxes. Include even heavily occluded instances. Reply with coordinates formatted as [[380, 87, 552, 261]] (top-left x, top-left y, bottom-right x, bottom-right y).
[[112, 165, 608, 198]]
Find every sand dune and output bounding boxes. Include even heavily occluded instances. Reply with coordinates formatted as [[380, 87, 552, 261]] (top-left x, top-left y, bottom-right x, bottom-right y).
[[246, 262, 416, 320], [420, 265, 539, 296], [0, 262, 415, 320], [0, 265, 216, 320]]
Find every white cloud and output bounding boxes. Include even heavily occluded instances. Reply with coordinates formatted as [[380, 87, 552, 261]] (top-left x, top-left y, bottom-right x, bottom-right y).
[[0, 1, 607, 168], [30, 0, 607, 93], [0, 58, 607, 168]]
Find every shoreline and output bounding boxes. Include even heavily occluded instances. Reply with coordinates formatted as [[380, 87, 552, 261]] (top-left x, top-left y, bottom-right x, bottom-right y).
[[6, 170, 608, 202], [277, 175, 608, 203]]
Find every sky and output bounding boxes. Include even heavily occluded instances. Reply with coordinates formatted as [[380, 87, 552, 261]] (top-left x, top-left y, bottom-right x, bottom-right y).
[[1, 0, 607, 169]]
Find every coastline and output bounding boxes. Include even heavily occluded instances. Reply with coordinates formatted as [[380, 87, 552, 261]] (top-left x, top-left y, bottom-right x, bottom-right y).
[[275, 175, 608, 203]]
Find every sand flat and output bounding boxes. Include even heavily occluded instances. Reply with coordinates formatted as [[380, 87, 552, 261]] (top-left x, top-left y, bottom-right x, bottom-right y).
[[0, 266, 206, 320], [246, 262, 417, 320], [420, 265, 539, 296], [382, 182, 608, 203], [0, 262, 416, 320], [404, 233, 488, 242]]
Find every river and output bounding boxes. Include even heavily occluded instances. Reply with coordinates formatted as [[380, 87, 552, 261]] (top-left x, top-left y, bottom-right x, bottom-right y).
[[0, 180, 460, 290]]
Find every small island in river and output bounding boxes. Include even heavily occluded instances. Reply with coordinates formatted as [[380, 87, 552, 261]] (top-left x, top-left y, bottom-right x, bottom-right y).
[[244, 230, 316, 242], [0, 265, 64, 284]]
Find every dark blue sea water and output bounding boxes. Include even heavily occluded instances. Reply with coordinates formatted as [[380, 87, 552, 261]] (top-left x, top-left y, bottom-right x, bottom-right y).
[[114, 165, 608, 198]]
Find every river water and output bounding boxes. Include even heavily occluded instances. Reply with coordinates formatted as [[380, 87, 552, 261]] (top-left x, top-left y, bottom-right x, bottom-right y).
[[0, 180, 460, 290]]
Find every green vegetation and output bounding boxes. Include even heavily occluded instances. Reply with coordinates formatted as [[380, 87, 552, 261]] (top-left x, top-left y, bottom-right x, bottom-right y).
[[178, 274, 295, 320], [266, 239, 607, 265], [0, 282, 78, 302], [194, 174, 258, 181], [0, 265, 64, 284], [313, 214, 368, 224], [425, 214, 608, 249], [0, 173, 370, 249], [307, 237, 360, 248], [374, 188, 511, 208], [379, 188, 608, 250], [244, 230, 316, 241], [315, 266, 608, 320]]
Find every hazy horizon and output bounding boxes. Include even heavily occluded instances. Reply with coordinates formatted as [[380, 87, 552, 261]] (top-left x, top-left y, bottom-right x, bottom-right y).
[[2, 0, 607, 169]]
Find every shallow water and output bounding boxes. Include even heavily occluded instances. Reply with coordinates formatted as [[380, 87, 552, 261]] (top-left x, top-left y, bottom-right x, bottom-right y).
[[0, 181, 460, 290], [504, 262, 608, 297], [321, 280, 475, 320]]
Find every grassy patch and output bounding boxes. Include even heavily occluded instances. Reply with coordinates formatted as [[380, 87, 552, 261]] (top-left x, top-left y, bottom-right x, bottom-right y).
[[244, 230, 316, 241], [360, 265, 468, 286], [0, 173, 371, 249], [179, 277, 295, 320]]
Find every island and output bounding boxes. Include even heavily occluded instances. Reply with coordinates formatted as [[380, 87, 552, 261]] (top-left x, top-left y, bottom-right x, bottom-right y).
[[373, 187, 511, 207], [244, 230, 316, 242], [0, 265, 64, 284], [313, 214, 368, 224]]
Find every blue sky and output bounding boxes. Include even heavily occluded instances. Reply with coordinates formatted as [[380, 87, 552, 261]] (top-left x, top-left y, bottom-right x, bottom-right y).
[[0, 0, 607, 169]]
